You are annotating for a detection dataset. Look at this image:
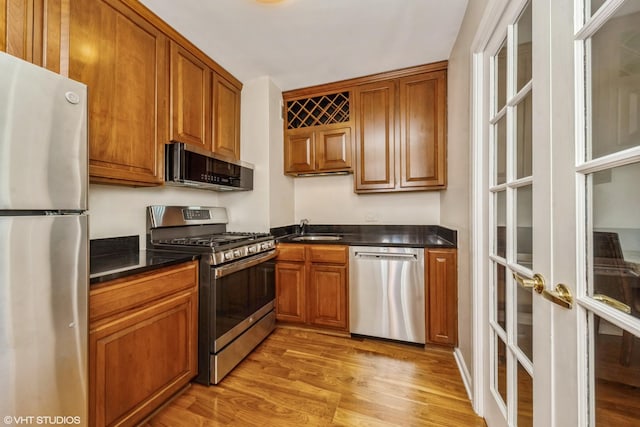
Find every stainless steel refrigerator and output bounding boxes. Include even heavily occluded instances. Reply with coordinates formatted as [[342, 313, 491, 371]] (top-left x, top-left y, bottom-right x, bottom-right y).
[[0, 52, 88, 425]]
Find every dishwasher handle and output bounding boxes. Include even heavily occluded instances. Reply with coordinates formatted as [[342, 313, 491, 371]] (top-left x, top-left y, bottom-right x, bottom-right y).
[[353, 251, 419, 261]]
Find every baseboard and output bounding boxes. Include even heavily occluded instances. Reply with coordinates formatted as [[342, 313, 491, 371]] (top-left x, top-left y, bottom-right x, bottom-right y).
[[454, 347, 474, 404]]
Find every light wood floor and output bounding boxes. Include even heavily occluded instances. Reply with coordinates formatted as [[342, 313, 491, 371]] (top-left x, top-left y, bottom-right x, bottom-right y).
[[143, 327, 485, 426]]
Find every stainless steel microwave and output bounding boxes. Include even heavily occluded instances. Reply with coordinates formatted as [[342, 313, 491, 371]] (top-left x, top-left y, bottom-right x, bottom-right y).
[[165, 142, 254, 192]]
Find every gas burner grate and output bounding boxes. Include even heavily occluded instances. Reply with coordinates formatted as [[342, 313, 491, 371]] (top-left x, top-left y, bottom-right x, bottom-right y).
[[161, 232, 272, 248]]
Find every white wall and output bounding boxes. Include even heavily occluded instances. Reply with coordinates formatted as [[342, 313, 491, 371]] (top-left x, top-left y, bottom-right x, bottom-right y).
[[294, 175, 440, 224], [268, 79, 295, 228], [88, 184, 220, 247], [219, 76, 295, 231], [441, 0, 490, 394]]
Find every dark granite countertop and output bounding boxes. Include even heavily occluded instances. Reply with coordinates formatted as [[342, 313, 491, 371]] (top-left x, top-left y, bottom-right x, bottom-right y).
[[90, 236, 199, 285], [271, 224, 457, 248]]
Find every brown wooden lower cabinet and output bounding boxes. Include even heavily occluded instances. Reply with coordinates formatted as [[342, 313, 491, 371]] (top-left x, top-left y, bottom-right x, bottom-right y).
[[308, 263, 348, 329], [425, 248, 457, 346], [275, 244, 349, 331], [89, 260, 198, 427], [274, 261, 306, 323]]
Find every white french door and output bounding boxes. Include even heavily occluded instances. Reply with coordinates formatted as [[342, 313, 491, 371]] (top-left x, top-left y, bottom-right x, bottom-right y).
[[475, 0, 640, 426]]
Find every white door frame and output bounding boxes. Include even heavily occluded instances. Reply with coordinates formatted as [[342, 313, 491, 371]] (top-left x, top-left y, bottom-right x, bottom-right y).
[[470, 1, 572, 424], [470, 0, 517, 417], [472, 0, 640, 425]]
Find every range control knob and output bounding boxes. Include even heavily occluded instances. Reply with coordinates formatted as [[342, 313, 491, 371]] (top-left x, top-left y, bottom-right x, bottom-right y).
[[234, 250, 241, 257], [224, 251, 233, 260], [248, 246, 257, 254]]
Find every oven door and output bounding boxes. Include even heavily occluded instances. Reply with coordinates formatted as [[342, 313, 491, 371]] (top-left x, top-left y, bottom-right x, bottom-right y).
[[211, 250, 276, 352]]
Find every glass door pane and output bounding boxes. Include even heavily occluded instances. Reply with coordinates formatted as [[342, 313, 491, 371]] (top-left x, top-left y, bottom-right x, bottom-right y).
[[589, 1, 640, 160], [517, 361, 533, 427], [497, 41, 508, 112], [516, 3, 532, 92], [578, 1, 640, 425], [516, 91, 533, 179], [591, 313, 640, 424], [590, 162, 640, 322], [488, 3, 534, 425]]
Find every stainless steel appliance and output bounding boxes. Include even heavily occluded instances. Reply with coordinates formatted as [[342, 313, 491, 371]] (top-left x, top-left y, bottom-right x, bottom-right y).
[[147, 206, 276, 384], [165, 142, 254, 192], [349, 246, 425, 344], [0, 52, 88, 424]]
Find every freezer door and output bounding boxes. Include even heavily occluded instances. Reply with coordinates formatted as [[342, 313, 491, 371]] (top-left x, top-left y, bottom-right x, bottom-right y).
[[0, 52, 87, 211], [0, 215, 88, 423]]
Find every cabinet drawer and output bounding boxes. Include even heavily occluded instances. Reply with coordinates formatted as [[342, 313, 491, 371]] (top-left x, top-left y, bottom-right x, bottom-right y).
[[276, 244, 306, 262], [307, 245, 348, 264], [90, 261, 198, 322]]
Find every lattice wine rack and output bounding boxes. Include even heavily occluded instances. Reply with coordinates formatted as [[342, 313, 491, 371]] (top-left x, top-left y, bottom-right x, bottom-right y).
[[286, 91, 350, 129]]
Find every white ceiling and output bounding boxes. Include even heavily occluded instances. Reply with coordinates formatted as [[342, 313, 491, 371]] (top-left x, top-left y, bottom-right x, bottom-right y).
[[139, 0, 469, 91]]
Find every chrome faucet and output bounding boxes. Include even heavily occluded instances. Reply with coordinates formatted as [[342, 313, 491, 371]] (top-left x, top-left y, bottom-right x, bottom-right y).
[[299, 218, 309, 235]]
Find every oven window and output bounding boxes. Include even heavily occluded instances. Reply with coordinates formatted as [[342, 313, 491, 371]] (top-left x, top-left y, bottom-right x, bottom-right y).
[[214, 260, 275, 340]]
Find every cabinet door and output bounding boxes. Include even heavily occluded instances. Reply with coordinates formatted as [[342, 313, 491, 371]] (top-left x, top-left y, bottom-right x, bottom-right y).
[[275, 262, 306, 323], [1, 0, 32, 60], [308, 264, 348, 330], [399, 71, 447, 189], [284, 129, 315, 174], [354, 80, 396, 192], [1, 0, 68, 73], [212, 73, 241, 160], [316, 126, 352, 172], [69, 0, 167, 185], [170, 41, 210, 150], [90, 290, 197, 427], [425, 248, 457, 346]]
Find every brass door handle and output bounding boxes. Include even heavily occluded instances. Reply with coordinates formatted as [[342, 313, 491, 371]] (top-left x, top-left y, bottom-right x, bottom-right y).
[[541, 284, 573, 309], [512, 272, 545, 294], [593, 294, 631, 314], [512, 272, 574, 309]]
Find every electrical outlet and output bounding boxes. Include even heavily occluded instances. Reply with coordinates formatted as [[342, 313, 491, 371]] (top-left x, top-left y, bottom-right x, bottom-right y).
[[365, 212, 379, 223]]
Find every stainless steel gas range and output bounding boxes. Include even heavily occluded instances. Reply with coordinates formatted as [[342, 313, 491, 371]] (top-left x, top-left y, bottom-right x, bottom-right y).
[[147, 205, 276, 384]]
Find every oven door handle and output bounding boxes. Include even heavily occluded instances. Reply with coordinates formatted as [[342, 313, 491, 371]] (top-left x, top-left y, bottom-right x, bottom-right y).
[[214, 250, 278, 279]]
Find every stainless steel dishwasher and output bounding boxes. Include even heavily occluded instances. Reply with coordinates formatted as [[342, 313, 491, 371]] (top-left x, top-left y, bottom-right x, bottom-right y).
[[349, 246, 425, 344]]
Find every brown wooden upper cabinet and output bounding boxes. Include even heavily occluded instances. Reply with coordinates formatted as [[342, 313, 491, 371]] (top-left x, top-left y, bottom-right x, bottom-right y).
[[67, 0, 242, 185], [353, 80, 396, 192], [354, 66, 447, 193], [169, 43, 241, 161], [1, 0, 70, 74], [282, 91, 353, 175], [283, 62, 447, 190], [69, 0, 167, 185], [170, 41, 211, 151], [211, 73, 241, 161]]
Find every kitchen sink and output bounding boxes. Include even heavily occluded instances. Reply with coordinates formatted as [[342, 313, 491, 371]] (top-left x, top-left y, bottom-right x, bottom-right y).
[[291, 235, 342, 241]]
